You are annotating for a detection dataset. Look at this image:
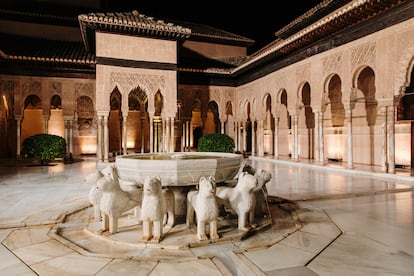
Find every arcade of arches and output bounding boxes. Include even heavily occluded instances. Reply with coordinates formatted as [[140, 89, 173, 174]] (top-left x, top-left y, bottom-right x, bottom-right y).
[[1, 64, 413, 174], [1, 16, 414, 176]]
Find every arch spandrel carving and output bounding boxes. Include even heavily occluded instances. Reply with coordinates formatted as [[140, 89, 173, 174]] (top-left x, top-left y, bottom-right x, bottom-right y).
[[322, 53, 342, 76], [50, 82, 62, 97], [110, 72, 165, 98], [22, 81, 41, 98], [75, 83, 94, 100], [273, 72, 288, 90], [296, 63, 311, 83], [395, 37, 414, 97], [351, 42, 376, 70]]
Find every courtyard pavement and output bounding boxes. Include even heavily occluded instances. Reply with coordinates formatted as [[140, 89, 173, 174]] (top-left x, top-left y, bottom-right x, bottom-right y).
[[0, 156, 413, 275]]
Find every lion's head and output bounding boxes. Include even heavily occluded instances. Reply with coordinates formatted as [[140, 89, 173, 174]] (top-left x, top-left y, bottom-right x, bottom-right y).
[[198, 175, 216, 197], [143, 176, 162, 195]]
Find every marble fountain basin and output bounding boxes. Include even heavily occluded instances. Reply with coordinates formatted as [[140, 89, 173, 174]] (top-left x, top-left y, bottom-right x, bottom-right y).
[[115, 152, 243, 186]]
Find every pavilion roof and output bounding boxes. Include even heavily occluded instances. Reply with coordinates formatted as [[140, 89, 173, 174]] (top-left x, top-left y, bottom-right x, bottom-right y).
[[77, 10, 255, 52]]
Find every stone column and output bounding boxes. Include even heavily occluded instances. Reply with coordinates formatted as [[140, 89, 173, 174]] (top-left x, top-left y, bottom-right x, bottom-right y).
[[149, 116, 154, 153], [258, 120, 264, 157], [181, 122, 185, 151], [314, 109, 320, 162], [291, 114, 298, 160], [171, 117, 175, 152], [251, 122, 256, 156], [380, 106, 387, 172], [387, 105, 395, 173], [186, 121, 190, 149], [43, 116, 49, 134], [16, 117, 21, 158], [345, 108, 353, 168], [165, 117, 170, 153], [97, 115, 102, 161], [274, 117, 279, 158], [122, 115, 127, 155], [68, 119, 73, 155], [103, 115, 109, 162], [64, 119, 69, 154], [221, 121, 225, 134], [318, 111, 325, 163], [242, 121, 247, 153], [237, 121, 242, 152]]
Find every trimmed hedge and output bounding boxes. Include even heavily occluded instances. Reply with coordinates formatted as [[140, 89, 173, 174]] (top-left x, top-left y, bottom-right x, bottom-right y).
[[21, 134, 66, 164], [197, 133, 235, 153]]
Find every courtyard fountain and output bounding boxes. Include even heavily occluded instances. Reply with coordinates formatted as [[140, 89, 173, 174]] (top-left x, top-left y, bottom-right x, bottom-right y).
[[52, 152, 286, 260], [114, 152, 244, 218]]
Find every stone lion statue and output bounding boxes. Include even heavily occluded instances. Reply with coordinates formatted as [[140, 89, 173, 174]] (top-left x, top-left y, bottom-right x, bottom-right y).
[[253, 168, 272, 216], [216, 172, 258, 231], [186, 175, 219, 241], [98, 165, 141, 234], [141, 176, 169, 242], [86, 169, 105, 221]]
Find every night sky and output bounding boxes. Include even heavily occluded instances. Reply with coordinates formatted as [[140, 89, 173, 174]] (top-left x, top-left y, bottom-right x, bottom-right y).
[[104, 1, 323, 53], [2, 0, 323, 53]]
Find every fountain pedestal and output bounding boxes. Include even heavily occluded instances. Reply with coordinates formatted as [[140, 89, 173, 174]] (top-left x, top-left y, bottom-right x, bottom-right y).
[[115, 152, 243, 216]]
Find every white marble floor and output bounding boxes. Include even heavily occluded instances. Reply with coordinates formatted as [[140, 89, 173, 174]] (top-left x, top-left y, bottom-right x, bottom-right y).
[[0, 156, 413, 275]]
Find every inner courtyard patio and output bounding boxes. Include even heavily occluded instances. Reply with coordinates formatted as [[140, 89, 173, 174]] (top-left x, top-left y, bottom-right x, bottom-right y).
[[0, 156, 413, 275]]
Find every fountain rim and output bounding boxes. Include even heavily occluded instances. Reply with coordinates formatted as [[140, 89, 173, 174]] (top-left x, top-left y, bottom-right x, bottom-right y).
[[115, 151, 243, 160]]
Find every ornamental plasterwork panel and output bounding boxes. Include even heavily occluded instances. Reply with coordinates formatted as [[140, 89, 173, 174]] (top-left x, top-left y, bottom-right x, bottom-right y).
[[22, 81, 41, 97], [296, 63, 311, 82], [110, 71, 165, 97], [273, 72, 287, 90], [395, 35, 414, 95], [322, 53, 342, 75], [209, 89, 221, 103], [351, 42, 376, 69], [50, 82, 62, 96], [75, 83, 94, 100], [225, 89, 234, 104], [0, 80, 14, 92]]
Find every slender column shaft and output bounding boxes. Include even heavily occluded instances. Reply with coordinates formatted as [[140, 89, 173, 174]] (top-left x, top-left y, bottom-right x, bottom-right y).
[[387, 105, 395, 173], [103, 115, 109, 162], [346, 109, 353, 168]]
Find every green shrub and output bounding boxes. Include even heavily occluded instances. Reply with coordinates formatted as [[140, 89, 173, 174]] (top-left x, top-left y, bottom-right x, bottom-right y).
[[21, 134, 66, 164], [197, 133, 235, 153]]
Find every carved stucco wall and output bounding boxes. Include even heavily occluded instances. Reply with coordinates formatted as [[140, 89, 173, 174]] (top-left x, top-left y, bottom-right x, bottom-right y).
[[233, 18, 414, 122], [96, 65, 176, 117]]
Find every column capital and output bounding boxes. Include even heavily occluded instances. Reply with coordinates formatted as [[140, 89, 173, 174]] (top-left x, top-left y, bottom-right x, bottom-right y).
[[288, 109, 298, 116], [312, 105, 323, 113], [63, 116, 74, 121], [377, 98, 396, 107], [97, 111, 109, 117]]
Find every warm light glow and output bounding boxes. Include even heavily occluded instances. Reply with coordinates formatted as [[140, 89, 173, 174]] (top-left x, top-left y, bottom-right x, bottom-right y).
[[80, 144, 97, 154], [127, 140, 136, 148], [21, 109, 44, 144], [325, 128, 344, 160], [264, 129, 272, 154], [48, 109, 64, 137], [2, 95, 8, 111], [395, 124, 411, 166], [79, 136, 97, 154]]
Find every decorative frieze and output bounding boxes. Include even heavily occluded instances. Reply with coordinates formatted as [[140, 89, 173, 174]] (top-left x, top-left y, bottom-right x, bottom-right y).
[[22, 81, 41, 96], [351, 42, 376, 69], [273, 72, 287, 89], [322, 53, 342, 75], [110, 71, 165, 96], [296, 63, 311, 82], [75, 83, 94, 99], [50, 82, 62, 96]]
